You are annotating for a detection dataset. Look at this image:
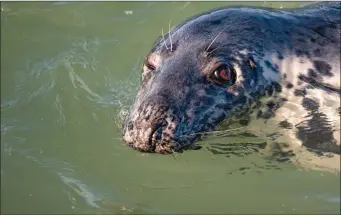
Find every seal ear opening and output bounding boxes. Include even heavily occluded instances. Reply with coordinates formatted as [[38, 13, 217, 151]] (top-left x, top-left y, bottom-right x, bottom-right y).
[[248, 58, 256, 71]]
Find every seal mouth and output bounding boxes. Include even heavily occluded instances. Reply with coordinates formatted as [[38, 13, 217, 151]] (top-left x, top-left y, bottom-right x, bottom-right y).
[[123, 118, 209, 154], [124, 120, 178, 154], [123, 111, 210, 154]]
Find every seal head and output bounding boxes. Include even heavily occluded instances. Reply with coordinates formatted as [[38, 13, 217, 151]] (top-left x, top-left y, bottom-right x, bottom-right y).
[[122, 2, 340, 154], [123, 6, 281, 153]]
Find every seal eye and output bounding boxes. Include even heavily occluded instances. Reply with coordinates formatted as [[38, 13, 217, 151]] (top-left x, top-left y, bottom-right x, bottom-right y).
[[145, 61, 156, 71], [211, 64, 236, 86]]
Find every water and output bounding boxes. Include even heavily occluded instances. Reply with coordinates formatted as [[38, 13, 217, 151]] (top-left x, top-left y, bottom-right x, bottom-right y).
[[1, 2, 340, 214]]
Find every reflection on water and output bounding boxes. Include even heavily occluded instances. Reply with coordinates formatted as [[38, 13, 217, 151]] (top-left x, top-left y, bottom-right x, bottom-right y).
[[1, 1, 340, 214]]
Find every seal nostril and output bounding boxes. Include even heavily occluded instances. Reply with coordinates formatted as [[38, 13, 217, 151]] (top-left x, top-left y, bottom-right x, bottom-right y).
[[127, 121, 134, 130], [148, 123, 162, 148], [148, 120, 169, 148], [154, 127, 163, 141]]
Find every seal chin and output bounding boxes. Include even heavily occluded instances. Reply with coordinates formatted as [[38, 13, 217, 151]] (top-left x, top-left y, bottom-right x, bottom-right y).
[[124, 137, 178, 154]]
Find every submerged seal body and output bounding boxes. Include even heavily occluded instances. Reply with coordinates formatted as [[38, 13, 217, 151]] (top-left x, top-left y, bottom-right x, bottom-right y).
[[122, 2, 340, 161]]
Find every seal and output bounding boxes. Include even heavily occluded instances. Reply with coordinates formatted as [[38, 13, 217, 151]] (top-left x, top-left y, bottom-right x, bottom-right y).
[[122, 2, 340, 165]]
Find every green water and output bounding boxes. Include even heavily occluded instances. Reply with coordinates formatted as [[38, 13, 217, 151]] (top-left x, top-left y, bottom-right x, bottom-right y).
[[1, 2, 340, 214]]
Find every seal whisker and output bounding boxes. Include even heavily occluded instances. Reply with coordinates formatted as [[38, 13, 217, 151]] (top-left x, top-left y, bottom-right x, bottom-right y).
[[168, 20, 173, 52], [206, 29, 224, 51], [178, 126, 247, 138], [171, 149, 178, 159], [207, 46, 220, 55], [110, 110, 123, 135], [161, 28, 169, 50]]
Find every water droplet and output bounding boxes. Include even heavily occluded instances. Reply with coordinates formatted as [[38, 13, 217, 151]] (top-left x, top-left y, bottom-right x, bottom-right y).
[[124, 11, 133, 15]]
